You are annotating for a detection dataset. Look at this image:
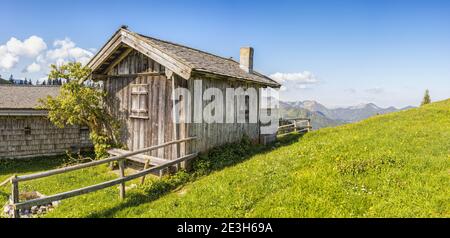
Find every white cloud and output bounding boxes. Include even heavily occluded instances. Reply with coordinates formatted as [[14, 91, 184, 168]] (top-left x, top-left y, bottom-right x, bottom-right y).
[[45, 38, 94, 66], [365, 87, 384, 94], [296, 84, 308, 89], [6, 36, 47, 57], [25, 62, 41, 73], [0, 36, 47, 70], [0, 46, 19, 70], [270, 71, 319, 92], [0, 34, 95, 83], [270, 71, 318, 84]]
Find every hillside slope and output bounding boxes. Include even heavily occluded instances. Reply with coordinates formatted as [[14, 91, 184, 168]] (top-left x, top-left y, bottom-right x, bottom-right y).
[[0, 78, 11, 84], [48, 100, 450, 218]]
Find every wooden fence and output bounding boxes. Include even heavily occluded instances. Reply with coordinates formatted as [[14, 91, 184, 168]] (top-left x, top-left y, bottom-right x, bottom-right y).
[[8, 137, 197, 218], [278, 118, 312, 136]]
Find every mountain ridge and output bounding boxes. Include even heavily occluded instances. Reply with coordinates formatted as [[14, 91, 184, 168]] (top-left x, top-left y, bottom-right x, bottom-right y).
[[280, 100, 415, 129]]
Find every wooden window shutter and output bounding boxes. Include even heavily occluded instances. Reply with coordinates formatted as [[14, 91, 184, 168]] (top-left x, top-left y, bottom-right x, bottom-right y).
[[130, 84, 149, 119]]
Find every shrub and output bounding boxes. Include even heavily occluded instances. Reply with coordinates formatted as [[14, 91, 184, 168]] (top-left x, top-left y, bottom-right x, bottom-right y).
[[192, 135, 253, 176]]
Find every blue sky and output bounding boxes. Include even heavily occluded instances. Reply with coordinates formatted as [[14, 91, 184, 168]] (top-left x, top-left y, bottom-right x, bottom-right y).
[[1, 0, 449, 108]]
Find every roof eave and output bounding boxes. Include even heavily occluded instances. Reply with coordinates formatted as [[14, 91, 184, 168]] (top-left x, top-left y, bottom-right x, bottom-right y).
[[0, 109, 48, 116], [192, 69, 281, 88]]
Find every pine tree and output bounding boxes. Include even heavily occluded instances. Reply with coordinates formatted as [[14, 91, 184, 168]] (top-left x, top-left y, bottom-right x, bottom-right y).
[[421, 89, 431, 106]]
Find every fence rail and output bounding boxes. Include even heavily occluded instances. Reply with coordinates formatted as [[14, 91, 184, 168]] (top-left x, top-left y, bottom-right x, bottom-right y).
[[8, 136, 198, 218], [278, 118, 312, 136]]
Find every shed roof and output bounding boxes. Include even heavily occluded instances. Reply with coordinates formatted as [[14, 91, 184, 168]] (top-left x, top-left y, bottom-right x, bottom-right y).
[[88, 27, 281, 87], [0, 85, 60, 110]]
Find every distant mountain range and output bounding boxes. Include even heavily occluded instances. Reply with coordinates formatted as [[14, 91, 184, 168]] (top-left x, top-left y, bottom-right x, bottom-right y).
[[280, 100, 415, 129]]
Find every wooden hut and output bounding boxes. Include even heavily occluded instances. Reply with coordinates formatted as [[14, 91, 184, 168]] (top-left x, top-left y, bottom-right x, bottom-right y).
[[0, 85, 92, 159], [87, 26, 280, 161]]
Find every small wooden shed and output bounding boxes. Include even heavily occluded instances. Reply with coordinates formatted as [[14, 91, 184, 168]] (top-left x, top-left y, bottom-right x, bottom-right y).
[[87, 26, 280, 160]]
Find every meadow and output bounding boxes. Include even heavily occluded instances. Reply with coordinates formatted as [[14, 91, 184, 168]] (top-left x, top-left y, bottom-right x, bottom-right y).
[[1, 99, 449, 218]]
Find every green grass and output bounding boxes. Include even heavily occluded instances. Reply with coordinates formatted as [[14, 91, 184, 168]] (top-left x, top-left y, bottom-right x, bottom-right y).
[[0, 154, 126, 217], [1, 100, 450, 218]]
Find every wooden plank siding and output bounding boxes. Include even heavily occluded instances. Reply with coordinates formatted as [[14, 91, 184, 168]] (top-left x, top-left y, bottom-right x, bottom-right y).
[[187, 76, 260, 153], [103, 49, 261, 160]]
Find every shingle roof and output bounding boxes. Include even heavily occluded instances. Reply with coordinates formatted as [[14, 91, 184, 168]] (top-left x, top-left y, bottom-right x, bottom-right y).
[[0, 85, 60, 110], [88, 28, 280, 87], [137, 33, 281, 87]]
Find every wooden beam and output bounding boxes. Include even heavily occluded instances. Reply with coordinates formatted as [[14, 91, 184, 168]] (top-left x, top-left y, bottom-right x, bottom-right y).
[[118, 160, 126, 199], [104, 47, 133, 74], [121, 30, 192, 79], [11, 175, 19, 218], [88, 28, 192, 80], [91, 72, 165, 80], [87, 32, 123, 73], [0, 175, 14, 187], [108, 148, 167, 166], [15, 137, 197, 182], [140, 160, 150, 185]]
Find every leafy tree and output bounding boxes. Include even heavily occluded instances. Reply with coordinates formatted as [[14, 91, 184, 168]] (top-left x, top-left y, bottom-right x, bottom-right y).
[[421, 89, 431, 106], [39, 62, 121, 158]]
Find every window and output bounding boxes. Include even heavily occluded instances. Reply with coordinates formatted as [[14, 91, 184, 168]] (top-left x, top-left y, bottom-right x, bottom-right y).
[[24, 126, 31, 135], [130, 84, 149, 119], [79, 127, 90, 142]]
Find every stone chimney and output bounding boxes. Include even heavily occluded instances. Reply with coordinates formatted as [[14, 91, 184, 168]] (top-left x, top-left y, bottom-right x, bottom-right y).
[[240, 47, 254, 73]]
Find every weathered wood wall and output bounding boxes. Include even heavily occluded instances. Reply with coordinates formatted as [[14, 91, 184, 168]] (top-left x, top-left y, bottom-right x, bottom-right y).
[[104, 49, 261, 159], [187, 76, 260, 152], [0, 116, 91, 159], [105, 50, 184, 160]]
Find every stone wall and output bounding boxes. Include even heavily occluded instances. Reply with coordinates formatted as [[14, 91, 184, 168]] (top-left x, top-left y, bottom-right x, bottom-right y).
[[0, 116, 92, 159]]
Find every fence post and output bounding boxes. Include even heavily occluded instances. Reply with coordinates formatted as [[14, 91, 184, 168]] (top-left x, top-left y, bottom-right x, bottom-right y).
[[307, 119, 311, 132], [118, 160, 126, 200], [140, 160, 150, 185], [11, 175, 20, 218]]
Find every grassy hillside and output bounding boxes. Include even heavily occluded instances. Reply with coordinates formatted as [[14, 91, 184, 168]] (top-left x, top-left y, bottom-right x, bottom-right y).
[[0, 78, 11, 84], [2, 100, 449, 218]]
